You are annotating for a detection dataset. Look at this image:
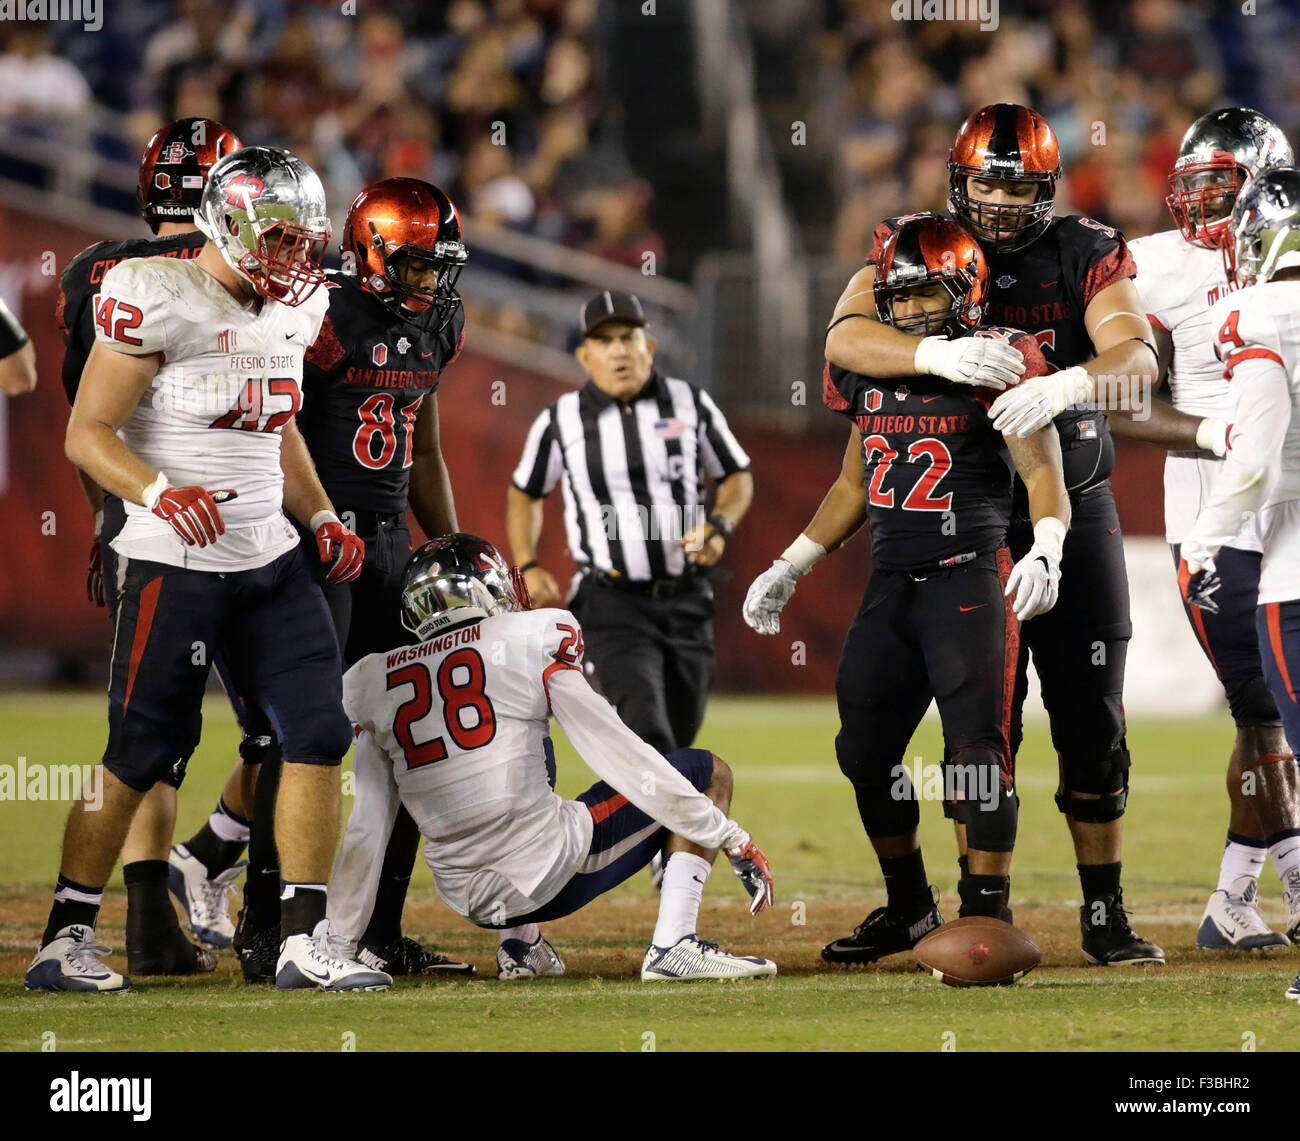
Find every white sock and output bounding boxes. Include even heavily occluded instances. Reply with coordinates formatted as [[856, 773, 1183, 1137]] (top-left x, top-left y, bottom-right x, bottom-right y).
[[499, 923, 540, 945], [1269, 836, 1300, 903], [210, 801, 250, 843], [652, 852, 711, 948], [1217, 839, 1265, 892]]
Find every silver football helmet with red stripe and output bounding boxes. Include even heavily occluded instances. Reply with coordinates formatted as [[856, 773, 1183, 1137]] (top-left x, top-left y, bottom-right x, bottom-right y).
[[1225, 165, 1300, 287], [400, 534, 531, 641]]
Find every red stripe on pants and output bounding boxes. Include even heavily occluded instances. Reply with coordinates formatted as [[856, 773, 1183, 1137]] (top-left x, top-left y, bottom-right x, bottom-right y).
[[122, 575, 163, 718], [587, 793, 628, 824], [1266, 602, 1297, 704], [996, 546, 1020, 788]]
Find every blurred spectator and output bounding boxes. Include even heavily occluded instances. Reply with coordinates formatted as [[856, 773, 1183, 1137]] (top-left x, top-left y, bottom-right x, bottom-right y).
[[0, 28, 92, 120]]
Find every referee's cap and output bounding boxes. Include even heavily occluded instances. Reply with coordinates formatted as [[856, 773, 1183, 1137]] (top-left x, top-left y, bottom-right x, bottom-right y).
[[581, 290, 646, 338]]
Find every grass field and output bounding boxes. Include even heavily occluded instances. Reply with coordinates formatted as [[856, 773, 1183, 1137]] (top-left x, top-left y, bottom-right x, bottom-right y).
[[1, 692, 1298, 1052]]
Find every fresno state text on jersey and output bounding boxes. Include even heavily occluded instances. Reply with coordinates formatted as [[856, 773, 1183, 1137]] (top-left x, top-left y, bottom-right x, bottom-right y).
[[823, 328, 1049, 572], [298, 273, 467, 514]]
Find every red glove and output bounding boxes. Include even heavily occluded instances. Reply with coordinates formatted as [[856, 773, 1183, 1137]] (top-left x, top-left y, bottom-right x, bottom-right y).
[[726, 836, 775, 915], [151, 485, 234, 546], [313, 512, 365, 584], [87, 537, 104, 607]]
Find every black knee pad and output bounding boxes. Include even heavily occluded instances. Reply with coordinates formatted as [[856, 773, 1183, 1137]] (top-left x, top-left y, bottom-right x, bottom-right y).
[[854, 783, 921, 838], [837, 731, 919, 835], [279, 706, 352, 766], [1056, 740, 1131, 822], [1226, 675, 1283, 727], [238, 733, 281, 767], [104, 721, 198, 792], [950, 755, 1018, 853]]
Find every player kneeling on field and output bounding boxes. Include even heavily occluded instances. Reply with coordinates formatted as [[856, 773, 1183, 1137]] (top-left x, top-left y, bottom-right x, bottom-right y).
[[326, 534, 776, 981]]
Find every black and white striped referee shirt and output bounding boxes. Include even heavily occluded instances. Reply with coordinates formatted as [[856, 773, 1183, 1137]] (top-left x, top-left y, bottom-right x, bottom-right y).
[[511, 371, 751, 581]]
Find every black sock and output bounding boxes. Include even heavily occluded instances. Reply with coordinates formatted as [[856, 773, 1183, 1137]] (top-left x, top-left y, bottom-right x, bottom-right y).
[[280, 884, 327, 941], [43, 876, 103, 946], [124, 860, 181, 952], [244, 751, 282, 930], [879, 848, 931, 913], [958, 873, 1010, 918], [1078, 861, 1121, 901], [360, 805, 421, 946], [957, 854, 970, 878], [183, 799, 250, 878]]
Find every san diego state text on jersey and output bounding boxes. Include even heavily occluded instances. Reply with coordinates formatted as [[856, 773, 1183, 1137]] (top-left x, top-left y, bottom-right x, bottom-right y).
[[56, 231, 205, 405], [823, 329, 1048, 572], [298, 273, 466, 514]]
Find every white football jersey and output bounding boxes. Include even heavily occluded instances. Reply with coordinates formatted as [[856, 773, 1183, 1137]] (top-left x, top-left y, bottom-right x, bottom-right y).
[[1188, 283, 1300, 603], [95, 256, 329, 571], [1130, 229, 1258, 549], [329, 607, 743, 936]]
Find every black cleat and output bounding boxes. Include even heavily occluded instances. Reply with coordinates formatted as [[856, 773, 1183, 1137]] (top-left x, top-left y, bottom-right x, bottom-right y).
[[358, 935, 476, 977], [1080, 890, 1166, 966], [232, 906, 279, 984], [822, 896, 944, 964], [127, 927, 217, 976]]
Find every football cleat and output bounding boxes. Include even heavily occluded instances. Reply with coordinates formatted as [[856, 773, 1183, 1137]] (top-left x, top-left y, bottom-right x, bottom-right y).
[[25, 925, 131, 993], [127, 926, 217, 976], [358, 935, 476, 977], [641, 935, 777, 981], [822, 896, 944, 965], [1196, 877, 1289, 950], [1280, 866, 1300, 944], [496, 936, 565, 980], [232, 907, 279, 984], [1286, 973, 1300, 1001], [275, 920, 391, 992], [168, 844, 243, 948], [1080, 890, 1166, 965]]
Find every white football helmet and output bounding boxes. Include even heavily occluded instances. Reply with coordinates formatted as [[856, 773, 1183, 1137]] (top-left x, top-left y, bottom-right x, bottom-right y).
[[1226, 165, 1300, 287], [195, 146, 330, 306]]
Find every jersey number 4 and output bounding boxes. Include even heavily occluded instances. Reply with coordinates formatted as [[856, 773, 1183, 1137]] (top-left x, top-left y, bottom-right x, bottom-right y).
[[354, 393, 424, 470], [387, 649, 497, 768], [862, 434, 953, 511]]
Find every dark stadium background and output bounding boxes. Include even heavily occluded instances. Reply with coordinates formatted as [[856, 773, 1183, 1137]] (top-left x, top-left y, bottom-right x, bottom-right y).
[[0, 0, 1295, 692]]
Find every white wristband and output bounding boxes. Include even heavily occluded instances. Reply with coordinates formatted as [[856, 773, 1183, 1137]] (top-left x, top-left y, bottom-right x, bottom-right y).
[[780, 533, 827, 576], [92, 509, 103, 539], [1033, 516, 1067, 561], [141, 471, 168, 511], [310, 510, 340, 533], [1195, 417, 1228, 458]]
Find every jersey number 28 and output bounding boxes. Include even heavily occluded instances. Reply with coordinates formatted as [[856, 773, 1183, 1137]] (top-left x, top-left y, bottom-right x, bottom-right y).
[[386, 649, 497, 768]]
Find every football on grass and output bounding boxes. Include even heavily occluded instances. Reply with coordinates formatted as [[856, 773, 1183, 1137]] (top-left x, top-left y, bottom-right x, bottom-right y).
[[913, 917, 1041, 987]]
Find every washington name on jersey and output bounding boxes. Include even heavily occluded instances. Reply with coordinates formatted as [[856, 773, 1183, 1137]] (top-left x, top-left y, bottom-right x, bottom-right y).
[[298, 273, 466, 515], [57, 230, 205, 405], [94, 255, 328, 571], [824, 328, 1048, 571], [1129, 228, 1256, 549]]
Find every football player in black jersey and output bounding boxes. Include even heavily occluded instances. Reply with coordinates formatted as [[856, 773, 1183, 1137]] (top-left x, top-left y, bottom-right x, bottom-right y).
[[56, 117, 269, 976], [819, 104, 1232, 965], [745, 215, 1071, 961], [235, 177, 474, 979]]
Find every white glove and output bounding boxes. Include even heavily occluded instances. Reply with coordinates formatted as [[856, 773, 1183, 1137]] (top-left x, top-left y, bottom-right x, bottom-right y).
[[989, 366, 1094, 437], [743, 559, 800, 635], [1196, 417, 1229, 458], [1005, 544, 1062, 621], [913, 335, 1025, 392]]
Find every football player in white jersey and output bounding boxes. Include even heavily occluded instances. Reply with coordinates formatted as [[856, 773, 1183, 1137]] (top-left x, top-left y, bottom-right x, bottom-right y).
[[1128, 109, 1299, 950], [328, 534, 778, 982], [1183, 167, 1300, 976], [27, 148, 388, 994]]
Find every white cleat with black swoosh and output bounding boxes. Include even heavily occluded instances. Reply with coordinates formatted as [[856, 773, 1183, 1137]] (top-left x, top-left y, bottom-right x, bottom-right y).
[[275, 919, 392, 991], [1196, 877, 1289, 950]]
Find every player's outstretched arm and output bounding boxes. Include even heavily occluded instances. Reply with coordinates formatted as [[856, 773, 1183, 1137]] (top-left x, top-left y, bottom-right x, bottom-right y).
[[1004, 427, 1071, 622], [409, 392, 458, 539], [65, 341, 163, 503], [743, 425, 866, 635]]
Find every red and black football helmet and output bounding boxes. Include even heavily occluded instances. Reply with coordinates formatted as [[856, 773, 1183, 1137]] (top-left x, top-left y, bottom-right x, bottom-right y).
[[137, 117, 243, 234], [874, 213, 988, 336], [948, 103, 1061, 253], [343, 177, 468, 335]]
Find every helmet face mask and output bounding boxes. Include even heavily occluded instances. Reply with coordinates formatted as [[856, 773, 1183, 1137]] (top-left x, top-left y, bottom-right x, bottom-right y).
[[1167, 108, 1294, 249], [345, 178, 468, 336], [874, 214, 988, 338], [948, 104, 1061, 253], [400, 535, 530, 642], [196, 148, 331, 306]]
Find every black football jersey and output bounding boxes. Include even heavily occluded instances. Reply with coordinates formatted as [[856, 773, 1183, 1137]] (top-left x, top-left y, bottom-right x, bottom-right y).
[[870, 213, 1136, 496], [297, 273, 466, 514], [824, 327, 1048, 572], [57, 231, 205, 406]]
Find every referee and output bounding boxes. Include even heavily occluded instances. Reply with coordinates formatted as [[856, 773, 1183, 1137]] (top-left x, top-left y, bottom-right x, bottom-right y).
[[506, 290, 753, 753]]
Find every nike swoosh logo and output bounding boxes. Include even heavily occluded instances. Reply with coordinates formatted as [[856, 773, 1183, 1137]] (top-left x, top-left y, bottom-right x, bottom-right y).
[[979, 888, 1002, 895], [1040, 280, 1059, 288], [959, 604, 987, 612], [420, 350, 434, 359], [284, 331, 298, 340], [298, 963, 331, 981], [922, 396, 941, 403], [1108, 527, 1119, 535], [1277, 848, 1299, 862]]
